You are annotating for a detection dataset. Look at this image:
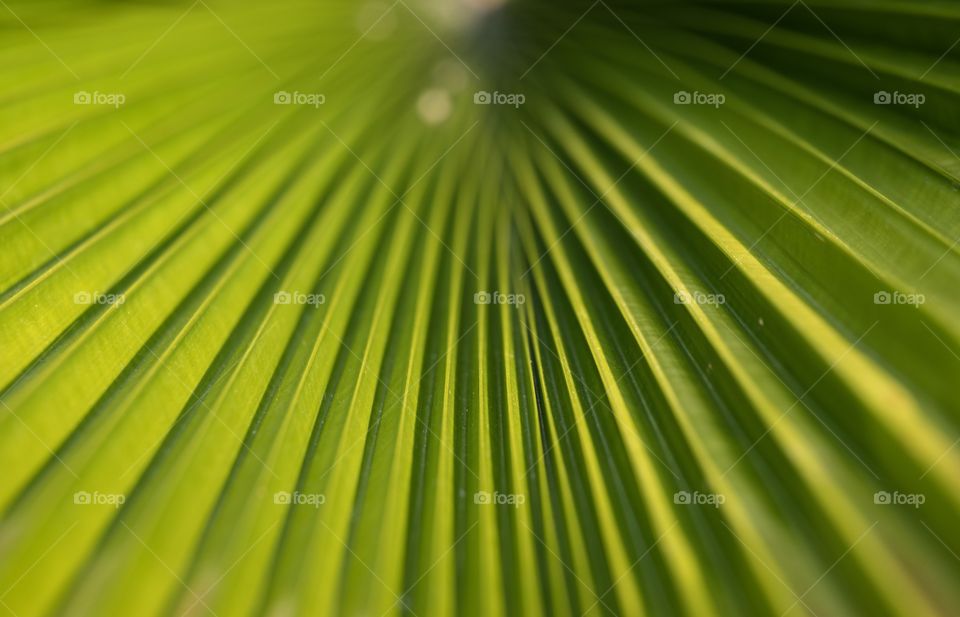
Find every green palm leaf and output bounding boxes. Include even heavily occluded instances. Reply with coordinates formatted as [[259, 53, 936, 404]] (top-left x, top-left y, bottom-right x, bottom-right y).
[[1, 0, 958, 615]]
